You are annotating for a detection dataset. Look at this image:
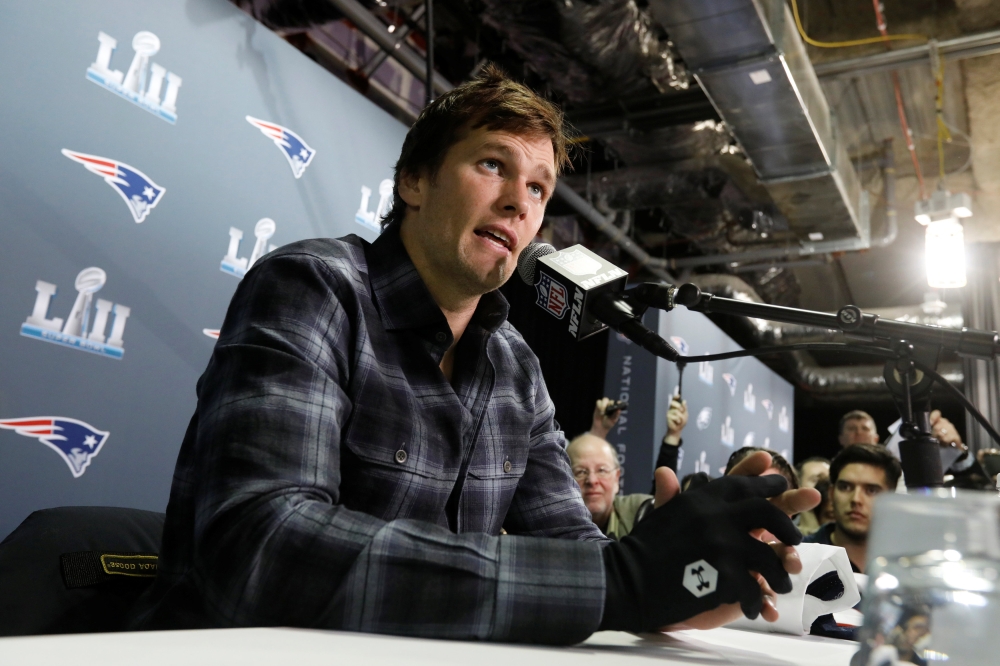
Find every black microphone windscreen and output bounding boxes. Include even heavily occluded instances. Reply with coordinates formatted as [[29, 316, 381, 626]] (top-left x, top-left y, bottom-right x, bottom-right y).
[[517, 242, 556, 286]]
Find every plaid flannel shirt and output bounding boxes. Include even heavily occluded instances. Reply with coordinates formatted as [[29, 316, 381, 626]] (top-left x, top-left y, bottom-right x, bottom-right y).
[[134, 225, 608, 644]]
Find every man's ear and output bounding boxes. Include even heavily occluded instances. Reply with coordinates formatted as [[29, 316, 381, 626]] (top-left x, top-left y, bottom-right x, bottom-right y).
[[397, 169, 423, 209]]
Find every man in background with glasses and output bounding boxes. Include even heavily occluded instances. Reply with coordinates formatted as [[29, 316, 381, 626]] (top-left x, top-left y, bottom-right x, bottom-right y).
[[567, 433, 651, 539]]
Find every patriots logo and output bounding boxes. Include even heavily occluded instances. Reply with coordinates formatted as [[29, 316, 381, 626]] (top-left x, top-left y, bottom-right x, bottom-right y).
[[722, 372, 738, 396], [62, 150, 165, 223], [246, 116, 316, 179], [0, 417, 109, 478], [535, 273, 568, 319], [696, 406, 712, 431], [670, 336, 689, 354], [761, 398, 774, 420]]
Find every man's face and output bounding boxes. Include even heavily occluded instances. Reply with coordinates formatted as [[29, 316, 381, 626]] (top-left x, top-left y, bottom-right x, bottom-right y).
[[900, 614, 930, 653], [832, 463, 890, 540], [839, 417, 879, 447], [399, 125, 556, 298], [800, 461, 830, 489], [569, 438, 621, 524]]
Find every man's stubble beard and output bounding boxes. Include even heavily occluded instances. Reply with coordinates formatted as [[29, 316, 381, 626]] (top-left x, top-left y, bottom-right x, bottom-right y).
[[835, 517, 868, 543], [453, 242, 510, 296]]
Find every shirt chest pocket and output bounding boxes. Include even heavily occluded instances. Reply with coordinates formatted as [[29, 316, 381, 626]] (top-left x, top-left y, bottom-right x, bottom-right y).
[[462, 445, 528, 533], [341, 405, 454, 480]]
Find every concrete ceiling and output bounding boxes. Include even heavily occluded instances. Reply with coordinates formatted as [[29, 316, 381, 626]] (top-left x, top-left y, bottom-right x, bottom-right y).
[[792, 0, 1000, 310]]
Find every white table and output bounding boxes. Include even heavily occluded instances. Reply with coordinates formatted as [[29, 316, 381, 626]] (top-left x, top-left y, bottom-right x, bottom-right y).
[[0, 626, 858, 665]]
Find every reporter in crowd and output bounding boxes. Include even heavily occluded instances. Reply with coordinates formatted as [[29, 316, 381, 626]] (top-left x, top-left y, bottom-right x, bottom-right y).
[[566, 434, 650, 540], [803, 444, 902, 573], [725, 447, 799, 491]]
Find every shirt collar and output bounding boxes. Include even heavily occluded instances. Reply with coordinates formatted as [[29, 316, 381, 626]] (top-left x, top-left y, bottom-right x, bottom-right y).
[[367, 224, 510, 338]]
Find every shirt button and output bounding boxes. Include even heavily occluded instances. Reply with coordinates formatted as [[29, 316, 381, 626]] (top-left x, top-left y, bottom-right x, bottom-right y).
[[435, 331, 447, 343], [503, 460, 512, 473], [395, 449, 408, 464]]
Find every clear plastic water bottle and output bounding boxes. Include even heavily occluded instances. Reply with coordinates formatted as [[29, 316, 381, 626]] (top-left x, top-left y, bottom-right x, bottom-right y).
[[853, 489, 1000, 665]]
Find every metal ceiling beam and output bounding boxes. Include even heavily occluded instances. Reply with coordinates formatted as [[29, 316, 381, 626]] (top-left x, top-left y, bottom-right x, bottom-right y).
[[814, 28, 1000, 79], [325, 0, 451, 95]]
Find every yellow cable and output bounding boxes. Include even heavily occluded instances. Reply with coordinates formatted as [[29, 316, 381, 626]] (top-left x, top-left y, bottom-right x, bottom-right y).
[[791, 0, 926, 49]]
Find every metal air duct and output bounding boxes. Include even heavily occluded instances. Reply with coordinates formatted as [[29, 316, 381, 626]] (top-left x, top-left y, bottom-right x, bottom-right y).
[[648, 0, 867, 244]]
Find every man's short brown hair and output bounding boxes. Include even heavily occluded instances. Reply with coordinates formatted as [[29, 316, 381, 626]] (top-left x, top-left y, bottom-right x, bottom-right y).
[[382, 63, 572, 229], [829, 443, 902, 489], [839, 410, 875, 435]]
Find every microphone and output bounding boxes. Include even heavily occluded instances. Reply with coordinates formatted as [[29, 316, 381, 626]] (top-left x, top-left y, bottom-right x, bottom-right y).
[[517, 242, 679, 361]]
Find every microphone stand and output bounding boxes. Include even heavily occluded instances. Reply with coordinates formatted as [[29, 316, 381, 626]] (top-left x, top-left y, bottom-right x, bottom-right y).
[[619, 282, 1000, 489]]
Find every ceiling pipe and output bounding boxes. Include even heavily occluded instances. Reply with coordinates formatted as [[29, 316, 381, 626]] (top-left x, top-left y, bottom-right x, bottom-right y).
[[870, 138, 897, 248], [325, 0, 451, 95], [667, 139, 897, 268], [553, 182, 675, 282], [814, 28, 1000, 80]]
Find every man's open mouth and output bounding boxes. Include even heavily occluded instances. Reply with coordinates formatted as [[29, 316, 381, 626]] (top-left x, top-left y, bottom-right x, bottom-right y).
[[475, 228, 513, 250]]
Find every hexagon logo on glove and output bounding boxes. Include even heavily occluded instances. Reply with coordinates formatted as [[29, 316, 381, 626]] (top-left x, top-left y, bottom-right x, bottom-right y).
[[682, 559, 718, 597]]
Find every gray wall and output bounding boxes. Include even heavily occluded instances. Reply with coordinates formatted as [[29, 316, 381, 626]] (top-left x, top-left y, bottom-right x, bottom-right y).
[[0, 0, 408, 539], [605, 308, 794, 494]]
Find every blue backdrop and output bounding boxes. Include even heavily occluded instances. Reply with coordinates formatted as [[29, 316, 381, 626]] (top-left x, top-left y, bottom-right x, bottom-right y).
[[604, 308, 795, 494], [0, 0, 408, 539]]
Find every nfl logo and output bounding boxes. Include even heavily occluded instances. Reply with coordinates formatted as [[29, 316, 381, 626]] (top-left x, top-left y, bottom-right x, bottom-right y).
[[535, 274, 568, 319]]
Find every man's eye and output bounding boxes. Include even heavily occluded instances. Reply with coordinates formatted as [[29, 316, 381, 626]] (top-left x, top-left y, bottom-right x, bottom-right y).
[[482, 159, 500, 172], [528, 184, 544, 198]]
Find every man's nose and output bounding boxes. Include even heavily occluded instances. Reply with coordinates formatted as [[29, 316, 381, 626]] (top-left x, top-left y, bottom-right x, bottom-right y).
[[497, 178, 530, 218]]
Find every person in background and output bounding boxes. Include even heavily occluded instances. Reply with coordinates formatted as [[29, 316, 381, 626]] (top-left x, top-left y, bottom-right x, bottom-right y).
[[795, 457, 830, 536], [892, 607, 931, 666], [566, 433, 650, 540], [804, 444, 902, 573], [724, 447, 799, 491], [680, 472, 711, 492], [809, 478, 836, 528], [797, 457, 830, 489], [838, 410, 881, 448], [839, 409, 963, 452]]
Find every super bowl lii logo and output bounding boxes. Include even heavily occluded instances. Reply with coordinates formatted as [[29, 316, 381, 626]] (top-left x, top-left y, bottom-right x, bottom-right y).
[[21, 267, 131, 360], [355, 180, 394, 232], [221, 219, 278, 279], [87, 31, 182, 124]]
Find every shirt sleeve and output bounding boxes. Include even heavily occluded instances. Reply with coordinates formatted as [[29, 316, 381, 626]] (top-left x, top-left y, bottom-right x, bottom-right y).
[[656, 438, 681, 472], [185, 251, 606, 644]]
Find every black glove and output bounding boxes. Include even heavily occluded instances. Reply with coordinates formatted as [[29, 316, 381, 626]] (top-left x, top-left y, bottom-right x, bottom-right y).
[[600, 474, 801, 632]]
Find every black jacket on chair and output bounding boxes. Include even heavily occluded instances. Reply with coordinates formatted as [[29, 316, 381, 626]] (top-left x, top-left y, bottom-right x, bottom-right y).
[[0, 506, 164, 636]]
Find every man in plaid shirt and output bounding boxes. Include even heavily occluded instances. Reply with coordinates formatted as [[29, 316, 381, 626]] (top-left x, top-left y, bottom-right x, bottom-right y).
[[135, 65, 816, 643]]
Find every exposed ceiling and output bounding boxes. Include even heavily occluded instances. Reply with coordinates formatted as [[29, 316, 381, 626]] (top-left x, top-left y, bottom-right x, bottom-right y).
[[232, 0, 1000, 402]]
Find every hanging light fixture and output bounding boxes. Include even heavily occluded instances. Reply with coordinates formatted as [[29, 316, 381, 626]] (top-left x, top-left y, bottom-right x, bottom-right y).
[[925, 218, 967, 288], [915, 190, 970, 289]]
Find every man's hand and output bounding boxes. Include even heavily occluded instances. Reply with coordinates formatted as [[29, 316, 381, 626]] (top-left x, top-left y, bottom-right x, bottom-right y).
[[591, 397, 622, 439], [664, 397, 688, 446], [929, 410, 966, 451], [648, 464, 801, 631], [600, 470, 803, 634], [728, 450, 821, 517]]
